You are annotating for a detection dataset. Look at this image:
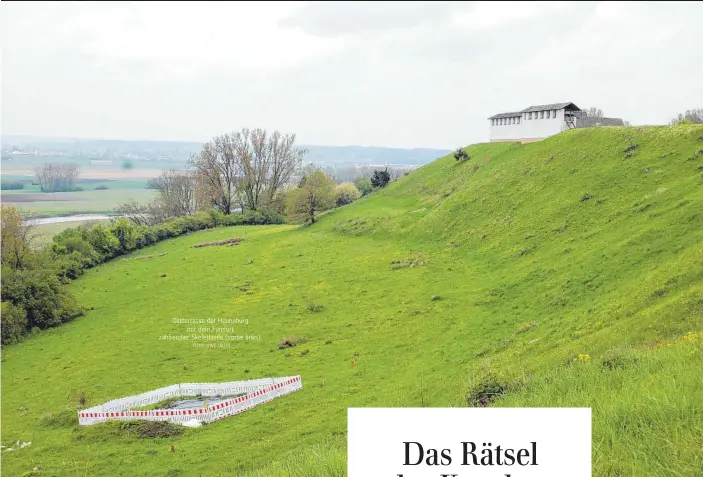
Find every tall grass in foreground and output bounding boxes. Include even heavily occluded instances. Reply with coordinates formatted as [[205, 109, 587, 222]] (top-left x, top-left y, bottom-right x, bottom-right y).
[[498, 334, 703, 476], [241, 335, 702, 477], [240, 437, 346, 477]]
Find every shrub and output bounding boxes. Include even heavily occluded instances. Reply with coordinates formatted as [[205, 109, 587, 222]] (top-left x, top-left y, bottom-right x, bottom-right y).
[[1, 181, 25, 190], [1, 267, 83, 331], [335, 183, 361, 206], [354, 178, 373, 197], [94, 185, 109, 190], [41, 409, 78, 428], [87, 224, 121, 260], [466, 372, 507, 407], [1, 301, 28, 345], [304, 298, 323, 313], [453, 148, 470, 162], [110, 218, 139, 253], [52, 251, 94, 282], [371, 169, 391, 188]]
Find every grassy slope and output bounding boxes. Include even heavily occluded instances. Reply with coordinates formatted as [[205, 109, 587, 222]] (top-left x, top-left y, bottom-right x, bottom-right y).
[[2, 126, 702, 476]]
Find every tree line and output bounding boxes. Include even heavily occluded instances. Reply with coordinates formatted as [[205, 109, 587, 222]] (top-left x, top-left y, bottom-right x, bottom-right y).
[[35, 163, 81, 192], [117, 128, 397, 227]]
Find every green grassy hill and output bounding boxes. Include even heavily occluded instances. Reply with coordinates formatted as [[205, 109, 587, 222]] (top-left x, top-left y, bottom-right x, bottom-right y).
[[2, 125, 702, 476]]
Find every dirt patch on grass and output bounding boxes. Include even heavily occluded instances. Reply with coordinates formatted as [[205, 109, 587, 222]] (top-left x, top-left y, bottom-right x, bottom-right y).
[[390, 254, 428, 270], [124, 255, 153, 261], [192, 238, 244, 248], [279, 336, 307, 349]]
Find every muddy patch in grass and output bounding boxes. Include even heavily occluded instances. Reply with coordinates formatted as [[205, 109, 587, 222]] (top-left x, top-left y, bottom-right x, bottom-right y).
[[390, 254, 428, 270], [279, 336, 307, 349], [192, 237, 244, 248]]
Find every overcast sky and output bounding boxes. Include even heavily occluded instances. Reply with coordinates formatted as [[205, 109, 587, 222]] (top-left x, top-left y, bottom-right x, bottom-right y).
[[2, 1, 702, 149]]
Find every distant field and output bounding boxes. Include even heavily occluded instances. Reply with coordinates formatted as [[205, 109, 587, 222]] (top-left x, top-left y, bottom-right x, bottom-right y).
[[34, 218, 112, 245], [1, 179, 150, 194], [2, 156, 161, 216], [1, 189, 156, 217], [1, 155, 181, 180]]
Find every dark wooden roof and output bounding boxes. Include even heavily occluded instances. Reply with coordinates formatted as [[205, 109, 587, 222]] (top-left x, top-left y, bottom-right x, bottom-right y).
[[489, 102, 581, 120], [575, 117, 624, 127], [522, 102, 580, 112], [488, 111, 523, 120]]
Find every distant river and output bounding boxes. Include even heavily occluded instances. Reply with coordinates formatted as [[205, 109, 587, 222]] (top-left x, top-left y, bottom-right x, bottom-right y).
[[35, 214, 112, 225]]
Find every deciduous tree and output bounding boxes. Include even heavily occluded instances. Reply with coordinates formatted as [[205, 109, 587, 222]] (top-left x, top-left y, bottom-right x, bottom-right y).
[[1, 205, 37, 269], [35, 163, 80, 192], [188, 128, 306, 214], [147, 169, 197, 217], [670, 108, 703, 125], [286, 171, 335, 224]]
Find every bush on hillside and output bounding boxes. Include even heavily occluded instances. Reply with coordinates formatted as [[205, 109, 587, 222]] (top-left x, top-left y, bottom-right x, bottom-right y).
[[335, 183, 361, 206], [94, 185, 109, 190], [1, 301, 28, 345], [86, 224, 121, 259], [454, 148, 470, 162], [371, 169, 391, 188], [110, 218, 139, 252], [51, 210, 284, 267], [354, 178, 373, 197], [1, 266, 83, 332]]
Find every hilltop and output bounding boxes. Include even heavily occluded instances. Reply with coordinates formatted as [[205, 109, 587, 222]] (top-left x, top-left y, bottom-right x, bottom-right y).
[[1, 125, 702, 476]]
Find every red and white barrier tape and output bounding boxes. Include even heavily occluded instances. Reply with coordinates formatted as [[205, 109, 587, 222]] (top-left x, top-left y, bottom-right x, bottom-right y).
[[78, 376, 302, 426]]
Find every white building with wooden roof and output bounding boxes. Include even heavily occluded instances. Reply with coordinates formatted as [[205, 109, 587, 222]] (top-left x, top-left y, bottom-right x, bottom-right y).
[[488, 102, 623, 143]]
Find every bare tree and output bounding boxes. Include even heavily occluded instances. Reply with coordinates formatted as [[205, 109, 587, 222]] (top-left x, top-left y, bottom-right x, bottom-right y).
[[670, 108, 703, 125], [1, 205, 37, 269], [188, 138, 239, 214], [583, 107, 604, 119], [114, 199, 153, 227], [147, 169, 197, 217], [266, 130, 307, 205], [35, 163, 80, 192], [188, 128, 306, 214]]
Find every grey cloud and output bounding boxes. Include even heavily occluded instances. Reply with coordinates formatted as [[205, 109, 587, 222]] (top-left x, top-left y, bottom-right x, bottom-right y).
[[279, 1, 471, 38], [2, 2, 702, 148]]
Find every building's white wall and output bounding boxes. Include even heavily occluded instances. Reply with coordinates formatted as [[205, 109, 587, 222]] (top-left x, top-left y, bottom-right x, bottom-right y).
[[489, 109, 567, 142], [489, 118, 523, 141]]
